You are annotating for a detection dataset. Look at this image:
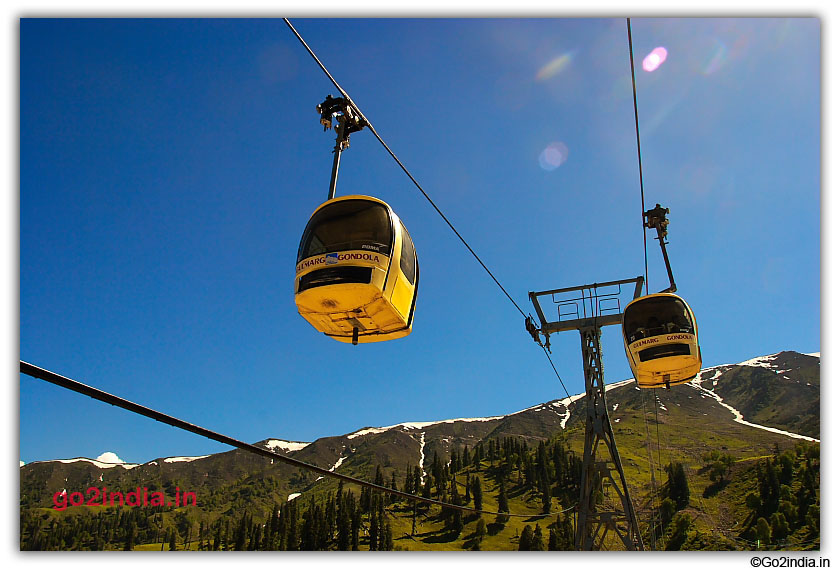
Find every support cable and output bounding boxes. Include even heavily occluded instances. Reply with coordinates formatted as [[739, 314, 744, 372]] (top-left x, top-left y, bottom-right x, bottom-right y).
[[283, 18, 527, 319], [541, 345, 577, 412], [640, 388, 660, 549], [626, 18, 649, 296], [653, 389, 666, 486], [287, 17, 574, 422], [20, 360, 572, 518], [285, 19, 578, 415]]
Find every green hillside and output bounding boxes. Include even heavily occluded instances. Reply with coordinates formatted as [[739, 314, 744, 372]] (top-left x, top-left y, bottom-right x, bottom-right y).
[[20, 430, 819, 551], [19, 352, 820, 551]]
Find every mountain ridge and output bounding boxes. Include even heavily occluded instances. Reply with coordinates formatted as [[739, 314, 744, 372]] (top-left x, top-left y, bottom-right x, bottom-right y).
[[21, 350, 819, 473]]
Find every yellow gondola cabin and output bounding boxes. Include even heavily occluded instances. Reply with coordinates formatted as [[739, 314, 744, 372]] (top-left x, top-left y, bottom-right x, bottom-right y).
[[294, 195, 418, 344], [622, 293, 701, 388]]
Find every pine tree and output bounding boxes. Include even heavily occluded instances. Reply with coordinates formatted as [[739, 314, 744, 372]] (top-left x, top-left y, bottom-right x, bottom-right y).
[[123, 521, 135, 551], [249, 524, 260, 551], [755, 517, 771, 548], [464, 475, 471, 504], [475, 517, 487, 545], [452, 507, 464, 537], [390, 471, 398, 504], [496, 481, 509, 525], [660, 497, 677, 527], [667, 462, 690, 510], [451, 451, 461, 474], [351, 503, 361, 551], [404, 463, 414, 494], [665, 512, 692, 551], [369, 508, 379, 551], [472, 476, 483, 512], [805, 505, 819, 537], [518, 525, 534, 550], [541, 479, 552, 514], [374, 464, 385, 503], [770, 512, 790, 542], [553, 512, 574, 549], [765, 459, 781, 514], [286, 501, 299, 551], [422, 475, 433, 499], [337, 494, 351, 551], [234, 513, 248, 551], [532, 524, 546, 551], [548, 527, 560, 550], [432, 452, 446, 497], [383, 520, 394, 551]]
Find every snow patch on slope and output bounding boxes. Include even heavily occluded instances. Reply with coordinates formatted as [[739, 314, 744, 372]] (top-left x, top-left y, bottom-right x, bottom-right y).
[[41, 458, 140, 470], [347, 427, 389, 439], [688, 371, 819, 442], [705, 368, 725, 387], [418, 432, 427, 483], [163, 455, 210, 463], [554, 393, 586, 429], [347, 415, 505, 439], [264, 440, 310, 452], [331, 455, 346, 472], [316, 453, 348, 481], [605, 378, 635, 393], [345, 396, 594, 440], [737, 353, 782, 368]]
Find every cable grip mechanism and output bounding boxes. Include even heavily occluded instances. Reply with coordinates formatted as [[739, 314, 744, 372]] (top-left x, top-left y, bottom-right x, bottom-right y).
[[317, 95, 367, 201], [525, 316, 550, 352], [317, 95, 366, 149]]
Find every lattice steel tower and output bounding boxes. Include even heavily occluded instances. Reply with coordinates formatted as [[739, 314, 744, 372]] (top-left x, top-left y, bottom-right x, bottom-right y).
[[527, 277, 646, 551]]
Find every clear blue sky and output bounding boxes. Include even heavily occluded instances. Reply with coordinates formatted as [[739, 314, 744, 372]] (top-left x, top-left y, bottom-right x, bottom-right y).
[[19, 17, 820, 465]]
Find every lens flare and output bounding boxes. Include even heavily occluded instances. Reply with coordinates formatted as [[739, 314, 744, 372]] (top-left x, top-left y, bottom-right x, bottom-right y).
[[702, 39, 728, 75], [642, 47, 668, 72], [538, 142, 569, 171], [536, 53, 574, 81]]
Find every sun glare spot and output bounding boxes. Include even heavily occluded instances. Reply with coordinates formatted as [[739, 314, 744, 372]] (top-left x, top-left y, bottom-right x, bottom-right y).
[[536, 53, 574, 81], [538, 142, 569, 171], [642, 47, 668, 72]]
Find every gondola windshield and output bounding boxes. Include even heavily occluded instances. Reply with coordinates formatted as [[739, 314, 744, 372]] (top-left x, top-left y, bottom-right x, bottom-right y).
[[623, 296, 694, 344], [297, 199, 392, 262]]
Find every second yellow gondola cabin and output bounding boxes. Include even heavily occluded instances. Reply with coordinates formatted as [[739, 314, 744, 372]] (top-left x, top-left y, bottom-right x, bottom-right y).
[[294, 195, 418, 344], [622, 293, 701, 388]]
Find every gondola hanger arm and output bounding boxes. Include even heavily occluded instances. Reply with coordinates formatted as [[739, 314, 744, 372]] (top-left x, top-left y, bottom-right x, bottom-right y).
[[644, 203, 677, 293]]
